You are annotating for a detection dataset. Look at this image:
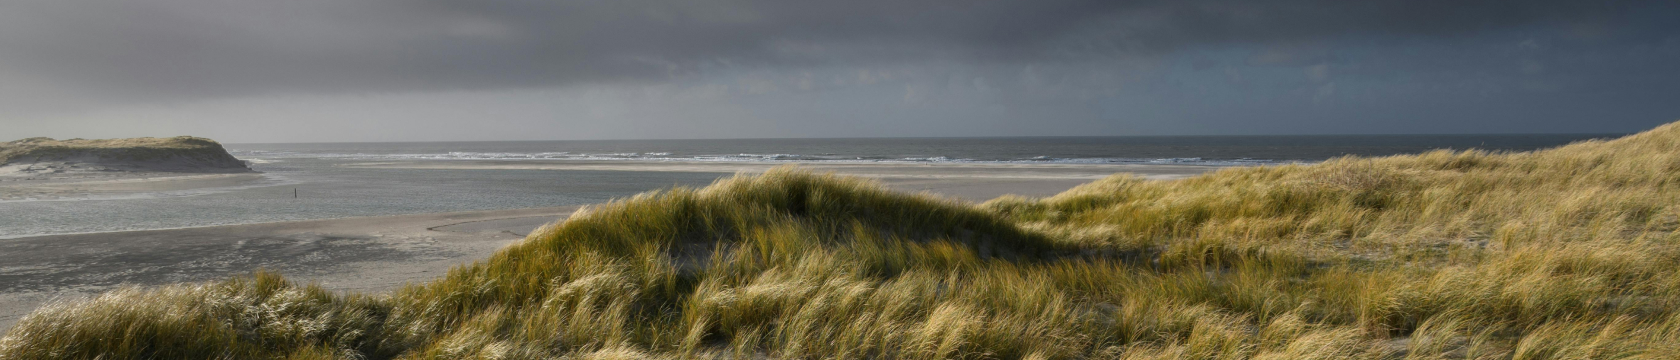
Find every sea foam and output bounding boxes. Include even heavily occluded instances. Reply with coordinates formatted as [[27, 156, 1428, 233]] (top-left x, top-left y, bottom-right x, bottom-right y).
[[231, 150, 1278, 166]]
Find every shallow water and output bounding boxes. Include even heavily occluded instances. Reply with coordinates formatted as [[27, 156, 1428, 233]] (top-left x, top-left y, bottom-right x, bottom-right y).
[[0, 159, 725, 238], [0, 134, 1616, 238], [230, 134, 1620, 165]]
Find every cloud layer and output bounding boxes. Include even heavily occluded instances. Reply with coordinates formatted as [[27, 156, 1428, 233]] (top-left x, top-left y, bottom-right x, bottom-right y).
[[1, 0, 1676, 140]]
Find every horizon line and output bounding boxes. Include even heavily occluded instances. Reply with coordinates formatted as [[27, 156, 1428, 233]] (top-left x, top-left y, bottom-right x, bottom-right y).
[[221, 132, 1631, 145]]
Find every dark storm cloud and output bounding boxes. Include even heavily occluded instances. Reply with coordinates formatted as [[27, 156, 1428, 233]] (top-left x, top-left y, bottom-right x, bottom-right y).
[[0, 0, 1668, 105]]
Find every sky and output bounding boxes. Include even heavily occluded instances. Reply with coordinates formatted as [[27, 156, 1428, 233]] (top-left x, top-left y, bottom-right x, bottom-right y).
[[1, 0, 1678, 143]]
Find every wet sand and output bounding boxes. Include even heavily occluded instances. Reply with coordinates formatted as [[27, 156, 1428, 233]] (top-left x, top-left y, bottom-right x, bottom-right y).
[[0, 207, 575, 330], [0, 163, 1219, 330], [0, 173, 270, 201]]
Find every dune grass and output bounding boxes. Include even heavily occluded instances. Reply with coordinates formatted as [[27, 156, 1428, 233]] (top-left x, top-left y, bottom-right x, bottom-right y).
[[7, 123, 1680, 359], [0, 136, 241, 166]]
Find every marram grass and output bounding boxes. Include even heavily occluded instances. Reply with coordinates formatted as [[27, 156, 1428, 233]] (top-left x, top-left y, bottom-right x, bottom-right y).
[[9, 123, 1680, 359]]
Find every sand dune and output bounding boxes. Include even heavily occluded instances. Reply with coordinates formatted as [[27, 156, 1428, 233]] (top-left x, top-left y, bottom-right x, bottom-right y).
[[0, 168, 1170, 330]]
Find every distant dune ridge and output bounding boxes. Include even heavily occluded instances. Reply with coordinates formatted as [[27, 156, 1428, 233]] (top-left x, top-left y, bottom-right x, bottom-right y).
[[0, 136, 251, 176]]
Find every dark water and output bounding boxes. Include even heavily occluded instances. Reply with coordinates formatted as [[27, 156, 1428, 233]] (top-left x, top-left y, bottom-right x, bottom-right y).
[[0, 134, 1621, 238], [0, 161, 726, 238], [230, 134, 1622, 165]]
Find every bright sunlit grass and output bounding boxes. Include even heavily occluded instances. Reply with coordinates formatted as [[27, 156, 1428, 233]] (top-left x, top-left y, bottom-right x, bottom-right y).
[[7, 123, 1680, 359]]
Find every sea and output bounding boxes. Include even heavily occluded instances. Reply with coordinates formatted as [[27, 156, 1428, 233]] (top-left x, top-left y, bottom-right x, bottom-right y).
[[0, 134, 1619, 238]]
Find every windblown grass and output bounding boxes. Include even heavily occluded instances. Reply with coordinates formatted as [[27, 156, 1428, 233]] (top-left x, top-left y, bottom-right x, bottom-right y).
[[7, 123, 1680, 359]]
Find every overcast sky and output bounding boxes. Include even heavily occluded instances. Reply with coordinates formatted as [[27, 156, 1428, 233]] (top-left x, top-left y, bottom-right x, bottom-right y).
[[2, 0, 1677, 142]]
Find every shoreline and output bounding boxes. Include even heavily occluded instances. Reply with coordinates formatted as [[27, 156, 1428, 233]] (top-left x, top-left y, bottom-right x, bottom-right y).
[[0, 206, 580, 330], [0, 172, 272, 202], [0, 161, 1217, 239], [0, 203, 536, 241], [343, 159, 1219, 180], [0, 163, 1222, 331]]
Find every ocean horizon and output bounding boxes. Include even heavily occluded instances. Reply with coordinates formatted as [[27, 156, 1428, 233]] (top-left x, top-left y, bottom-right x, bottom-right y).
[[0, 133, 1620, 239], [229, 133, 1624, 166]]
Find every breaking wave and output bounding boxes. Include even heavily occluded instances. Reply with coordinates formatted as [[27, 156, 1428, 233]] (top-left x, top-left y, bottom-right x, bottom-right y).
[[231, 150, 1279, 166]]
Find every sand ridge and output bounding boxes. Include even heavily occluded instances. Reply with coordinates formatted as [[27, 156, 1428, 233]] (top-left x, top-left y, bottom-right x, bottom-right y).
[[0, 136, 251, 177], [0, 173, 272, 202]]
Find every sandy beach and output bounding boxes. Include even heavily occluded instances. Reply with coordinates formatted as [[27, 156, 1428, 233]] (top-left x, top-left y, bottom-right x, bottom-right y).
[[0, 163, 1218, 330], [0, 207, 576, 330]]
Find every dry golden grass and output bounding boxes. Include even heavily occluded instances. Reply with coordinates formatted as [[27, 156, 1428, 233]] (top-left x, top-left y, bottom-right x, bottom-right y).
[[7, 122, 1680, 359]]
